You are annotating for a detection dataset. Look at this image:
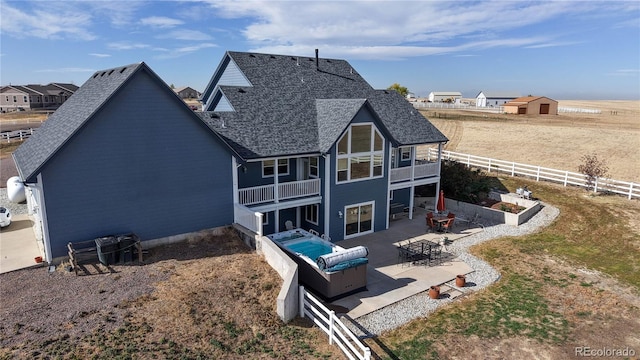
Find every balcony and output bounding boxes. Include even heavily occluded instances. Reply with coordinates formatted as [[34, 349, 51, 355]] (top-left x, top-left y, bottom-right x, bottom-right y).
[[390, 162, 439, 183], [238, 178, 321, 206]]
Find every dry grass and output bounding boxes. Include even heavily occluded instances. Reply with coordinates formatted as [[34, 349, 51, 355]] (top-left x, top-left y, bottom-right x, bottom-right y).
[[0, 229, 343, 359], [421, 100, 640, 182]]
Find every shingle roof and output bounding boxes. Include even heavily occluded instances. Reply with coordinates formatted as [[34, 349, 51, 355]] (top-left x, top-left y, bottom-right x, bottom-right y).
[[13, 63, 145, 182], [201, 51, 447, 160]]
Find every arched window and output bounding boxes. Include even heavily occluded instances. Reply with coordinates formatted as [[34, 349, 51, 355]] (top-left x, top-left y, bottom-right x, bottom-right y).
[[336, 124, 384, 183]]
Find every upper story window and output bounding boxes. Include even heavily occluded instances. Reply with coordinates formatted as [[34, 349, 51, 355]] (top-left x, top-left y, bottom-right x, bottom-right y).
[[309, 157, 318, 178], [336, 124, 384, 183], [23, 96, 28, 103], [400, 147, 411, 161], [262, 159, 289, 177]]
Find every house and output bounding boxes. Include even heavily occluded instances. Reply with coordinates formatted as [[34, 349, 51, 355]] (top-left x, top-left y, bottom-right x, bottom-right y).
[[13, 63, 236, 262], [0, 83, 78, 112], [13, 51, 448, 263], [475, 91, 520, 107], [199, 51, 447, 242], [427, 91, 462, 103], [174, 86, 200, 99], [502, 96, 558, 115]]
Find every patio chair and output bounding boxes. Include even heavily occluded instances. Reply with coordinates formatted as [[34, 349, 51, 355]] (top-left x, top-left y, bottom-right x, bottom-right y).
[[285, 220, 294, 230], [441, 218, 455, 233], [426, 212, 437, 232]]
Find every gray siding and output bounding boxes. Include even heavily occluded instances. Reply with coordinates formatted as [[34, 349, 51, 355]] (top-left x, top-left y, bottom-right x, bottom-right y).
[[218, 59, 251, 87], [213, 94, 234, 112], [40, 71, 233, 258]]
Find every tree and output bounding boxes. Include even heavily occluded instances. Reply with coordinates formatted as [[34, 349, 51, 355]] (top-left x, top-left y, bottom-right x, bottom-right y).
[[578, 153, 609, 191], [387, 83, 409, 97]]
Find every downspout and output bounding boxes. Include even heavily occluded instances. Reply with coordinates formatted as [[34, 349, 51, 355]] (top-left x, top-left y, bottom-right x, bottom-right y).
[[434, 143, 443, 212], [36, 174, 52, 263], [385, 142, 392, 229], [409, 146, 415, 220], [323, 153, 330, 237]]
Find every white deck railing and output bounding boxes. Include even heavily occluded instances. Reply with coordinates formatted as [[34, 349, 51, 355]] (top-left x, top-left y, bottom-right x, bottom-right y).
[[233, 203, 263, 236], [390, 162, 439, 183], [238, 178, 321, 206], [300, 286, 371, 360]]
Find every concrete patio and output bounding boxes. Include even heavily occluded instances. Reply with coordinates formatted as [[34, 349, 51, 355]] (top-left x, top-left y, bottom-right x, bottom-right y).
[[331, 207, 483, 319], [0, 214, 44, 274]]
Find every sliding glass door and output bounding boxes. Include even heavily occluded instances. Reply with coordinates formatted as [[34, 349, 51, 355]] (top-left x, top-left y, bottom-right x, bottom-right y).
[[344, 201, 374, 238]]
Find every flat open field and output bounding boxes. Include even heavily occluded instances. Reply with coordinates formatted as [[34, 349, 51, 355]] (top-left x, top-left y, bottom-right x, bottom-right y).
[[420, 100, 640, 183]]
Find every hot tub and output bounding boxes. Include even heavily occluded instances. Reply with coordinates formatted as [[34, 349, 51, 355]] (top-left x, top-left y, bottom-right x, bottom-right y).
[[268, 229, 368, 301]]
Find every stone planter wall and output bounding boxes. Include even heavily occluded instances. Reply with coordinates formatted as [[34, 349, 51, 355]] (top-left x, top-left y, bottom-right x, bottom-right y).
[[414, 195, 541, 227]]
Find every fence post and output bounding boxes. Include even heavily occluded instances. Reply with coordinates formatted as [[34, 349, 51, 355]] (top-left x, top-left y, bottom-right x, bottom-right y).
[[594, 177, 599, 193], [629, 183, 634, 200], [487, 159, 492, 173], [511, 162, 515, 176], [299, 286, 305, 318], [328, 311, 335, 345], [365, 348, 371, 360], [536, 167, 540, 181], [466, 154, 470, 167], [564, 171, 568, 186]]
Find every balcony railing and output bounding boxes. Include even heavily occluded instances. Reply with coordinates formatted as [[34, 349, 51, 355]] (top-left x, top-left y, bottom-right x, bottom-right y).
[[390, 162, 439, 183], [239, 178, 321, 206]]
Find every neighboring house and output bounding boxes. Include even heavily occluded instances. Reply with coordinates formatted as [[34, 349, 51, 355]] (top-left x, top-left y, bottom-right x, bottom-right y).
[[503, 96, 558, 115], [428, 91, 462, 103], [200, 51, 448, 242], [13, 63, 236, 262], [475, 91, 520, 107], [174, 86, 200, 99], [14, 51, 448, 263], [0, 83, 78, 112]]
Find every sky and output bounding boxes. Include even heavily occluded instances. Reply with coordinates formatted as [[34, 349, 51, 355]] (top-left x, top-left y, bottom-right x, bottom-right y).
[[1, 0, 639, 100]]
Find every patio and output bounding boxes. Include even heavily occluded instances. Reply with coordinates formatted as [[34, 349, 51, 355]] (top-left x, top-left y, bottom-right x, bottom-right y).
[[330, 207, 483, 319]]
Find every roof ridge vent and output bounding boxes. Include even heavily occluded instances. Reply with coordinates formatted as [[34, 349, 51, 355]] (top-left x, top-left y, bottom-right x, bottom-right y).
[[296, 57, 300, 66]]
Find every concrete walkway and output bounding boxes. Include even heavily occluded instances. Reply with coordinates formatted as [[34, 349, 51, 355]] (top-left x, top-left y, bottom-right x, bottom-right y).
[[0, 214, 43, 273], [331, 208, 482, 319]]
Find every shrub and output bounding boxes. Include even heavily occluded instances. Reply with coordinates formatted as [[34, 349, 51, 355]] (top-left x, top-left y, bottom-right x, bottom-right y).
[[577, 154, 609, 191], [440, 160, 493, 203]]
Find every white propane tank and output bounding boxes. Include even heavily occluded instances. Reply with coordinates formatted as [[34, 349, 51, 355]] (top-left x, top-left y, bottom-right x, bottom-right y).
[[6, 176, 26, 203]]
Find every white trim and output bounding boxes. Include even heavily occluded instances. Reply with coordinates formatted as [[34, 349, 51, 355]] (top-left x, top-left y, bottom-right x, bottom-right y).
[[343, 200, 375, 240], [36, 173, 52, 263], [232, 156, 239, 205], [308, 156, 319, 178], [386, 142, 392, 229], [323, 154, 331, 236], [262, 211, 270, 225], [250, 196, 322, 213]]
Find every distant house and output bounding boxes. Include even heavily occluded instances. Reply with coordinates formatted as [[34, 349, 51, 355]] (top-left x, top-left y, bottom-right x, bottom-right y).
[[0, 83, 78, 112], [174, 86, 200, 99], [475, 91, 520, 107], [503, 96, 558, 115], [428, 91, 462, 103]]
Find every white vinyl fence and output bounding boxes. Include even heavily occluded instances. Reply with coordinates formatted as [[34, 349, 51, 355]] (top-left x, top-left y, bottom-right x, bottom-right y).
[[299, 286, 370, 360], [425, 148, 639, 200], [1, 128, 35, 143]]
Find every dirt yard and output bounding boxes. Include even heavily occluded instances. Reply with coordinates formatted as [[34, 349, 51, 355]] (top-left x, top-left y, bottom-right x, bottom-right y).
[[421, 100, 640, 182]]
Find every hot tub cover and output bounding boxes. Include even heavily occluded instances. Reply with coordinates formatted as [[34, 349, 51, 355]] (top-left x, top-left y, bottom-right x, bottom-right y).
[[317, 246, 368, 270]]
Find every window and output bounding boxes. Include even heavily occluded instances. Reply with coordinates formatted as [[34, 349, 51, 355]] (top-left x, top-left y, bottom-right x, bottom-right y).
[[13, 96, 16, 103], [305, 204, 319, 225], [400, 147, 411, 161], [336, 124, 384, 183], [308, 157, 318, 178], [262, 159, 289, 177], [344, 202, 374, 238], [23, 96, 27, 102]]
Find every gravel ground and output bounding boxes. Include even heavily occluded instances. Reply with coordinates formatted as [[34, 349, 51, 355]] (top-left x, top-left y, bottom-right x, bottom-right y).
[[0, 187, 28, 215], [352, 203, 560, 336]]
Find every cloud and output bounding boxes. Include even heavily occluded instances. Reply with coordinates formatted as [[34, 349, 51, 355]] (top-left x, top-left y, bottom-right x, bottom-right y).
[[155, 43, 217, 59], [141, 16, 184, 28], [89, 53, 111, 58], [607, 69, 640, 77], [524, 41, 582, 49], [0, 0, 95, 40], [202, 0, 625, 60], [107, 41, 151, 50], [157, 29, 213, 41]]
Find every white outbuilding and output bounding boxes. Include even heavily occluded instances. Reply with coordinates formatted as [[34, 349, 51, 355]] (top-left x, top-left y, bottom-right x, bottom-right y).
[[428, 91, 462, 103], [476, 91, 520, 107]]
